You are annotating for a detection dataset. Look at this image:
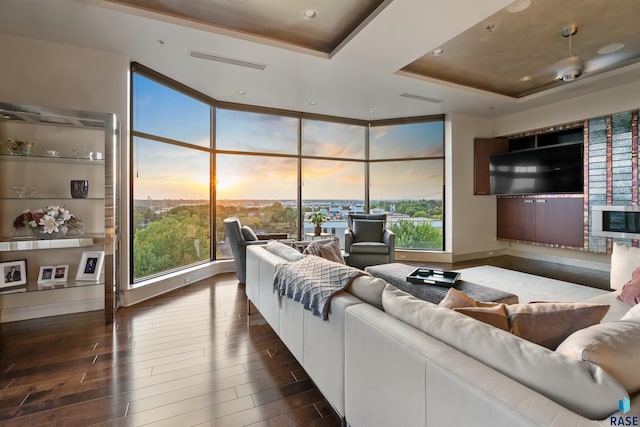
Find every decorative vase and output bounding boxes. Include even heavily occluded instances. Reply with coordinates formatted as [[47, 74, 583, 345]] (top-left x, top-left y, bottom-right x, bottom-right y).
[[32, 225, 68, 239], [70, 180, 89, 199], [314, 225, 322, 236]]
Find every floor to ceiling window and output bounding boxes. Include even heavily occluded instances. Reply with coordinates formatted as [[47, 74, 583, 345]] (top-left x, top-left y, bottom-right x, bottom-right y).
[[369, 120, 445, 250], [301, 118, 366, 247], [131, 68, 212, 281], [130, 63, 445, 285]]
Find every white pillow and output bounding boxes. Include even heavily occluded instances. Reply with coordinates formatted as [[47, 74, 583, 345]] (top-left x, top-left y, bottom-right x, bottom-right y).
[[556, 321, 640, 393], [622, 303, 640, 321], [264, 240, 304, 262], [610, 242, 640, 290]]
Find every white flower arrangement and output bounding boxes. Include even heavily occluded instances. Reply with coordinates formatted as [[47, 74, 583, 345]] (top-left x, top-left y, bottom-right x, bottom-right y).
[[13, 205, 81, 235]]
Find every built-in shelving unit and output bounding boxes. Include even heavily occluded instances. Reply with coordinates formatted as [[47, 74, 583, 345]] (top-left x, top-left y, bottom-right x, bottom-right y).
[[0, 102, 116, 323]]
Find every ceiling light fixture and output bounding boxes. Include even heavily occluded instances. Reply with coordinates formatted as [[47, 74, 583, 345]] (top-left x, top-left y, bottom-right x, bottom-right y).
[[303, 9, 318, 20], [507, 0, 531, 13], [309, 101, 318, 105], [520, 75, 532, 82], [598, 43, 624, 55], [236, 90, 246, 95], [431, 48, 444, 56]]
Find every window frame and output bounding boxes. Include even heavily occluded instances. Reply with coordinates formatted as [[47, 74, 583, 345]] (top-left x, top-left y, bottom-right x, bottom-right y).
[[130, 62, 446, 285]]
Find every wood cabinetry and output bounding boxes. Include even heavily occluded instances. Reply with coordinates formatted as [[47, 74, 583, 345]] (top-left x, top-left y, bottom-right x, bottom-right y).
[[497, 197, 584, 248], [0, 102, 116, 323], [474, 138, 508, 195]]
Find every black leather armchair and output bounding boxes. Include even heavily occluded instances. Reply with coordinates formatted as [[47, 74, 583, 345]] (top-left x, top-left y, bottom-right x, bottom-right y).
[[344, 213, 395, 270], [223, 217, 288, 284]]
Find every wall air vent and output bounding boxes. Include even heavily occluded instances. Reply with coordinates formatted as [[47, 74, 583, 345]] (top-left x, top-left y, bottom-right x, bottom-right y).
[[189, 50, 267, 70], [399, 93, 443, 104]]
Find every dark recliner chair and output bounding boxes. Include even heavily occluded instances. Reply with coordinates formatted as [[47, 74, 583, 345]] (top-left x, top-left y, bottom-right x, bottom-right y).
[[223, 217, 288, 284], [344, 213, 395, 270]]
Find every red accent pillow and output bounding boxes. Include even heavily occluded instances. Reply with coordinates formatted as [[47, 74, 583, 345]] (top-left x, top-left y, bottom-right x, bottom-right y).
[[618, 266, 640, 305]]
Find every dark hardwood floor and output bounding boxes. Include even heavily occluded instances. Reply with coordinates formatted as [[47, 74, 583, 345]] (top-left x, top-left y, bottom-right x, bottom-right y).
[[0, 255, 610, 426]]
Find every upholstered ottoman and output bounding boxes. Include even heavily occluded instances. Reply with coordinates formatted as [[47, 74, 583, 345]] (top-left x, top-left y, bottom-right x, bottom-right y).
[[365, 263, 519, 305]]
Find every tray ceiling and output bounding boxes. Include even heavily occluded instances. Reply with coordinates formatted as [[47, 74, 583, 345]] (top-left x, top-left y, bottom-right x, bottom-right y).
[[400, 0, 640, 98], [105, 0, 387, 54]]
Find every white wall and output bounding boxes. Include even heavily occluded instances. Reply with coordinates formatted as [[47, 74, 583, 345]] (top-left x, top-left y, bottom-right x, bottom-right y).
[[447, 113, 509, 259], [493, 80, 640, 136]]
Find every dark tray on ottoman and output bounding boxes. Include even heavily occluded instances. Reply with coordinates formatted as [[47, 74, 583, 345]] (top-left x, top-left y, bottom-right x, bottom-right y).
[[406, 267, 460, 287], [365, 263, 519, 305]]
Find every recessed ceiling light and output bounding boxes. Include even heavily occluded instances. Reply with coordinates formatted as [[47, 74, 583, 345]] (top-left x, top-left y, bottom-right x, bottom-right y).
[[431, 48, 444, 56], [303, 9, 318, 20], [368, 110, 376, 115], [309, 101, 318, 105], [507, 0, 531, 13], [520, 75, 532, 82], [598, 43, 624, 55], [236, 90, 246, 95]]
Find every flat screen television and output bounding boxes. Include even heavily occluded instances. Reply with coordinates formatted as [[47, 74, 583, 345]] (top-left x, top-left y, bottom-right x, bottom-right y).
[[489, 143, 584, 195]]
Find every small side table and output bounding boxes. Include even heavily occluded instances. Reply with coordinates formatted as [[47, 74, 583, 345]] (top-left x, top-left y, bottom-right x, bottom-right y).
[[304, 232, 332, 241]]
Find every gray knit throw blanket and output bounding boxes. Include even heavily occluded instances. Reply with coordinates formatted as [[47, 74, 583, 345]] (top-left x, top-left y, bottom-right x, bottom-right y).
[[273, 255, 365, 320]]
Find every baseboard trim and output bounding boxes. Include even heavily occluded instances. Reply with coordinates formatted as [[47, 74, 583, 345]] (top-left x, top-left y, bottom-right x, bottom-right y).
[[122, 260, 236, 307], [506, 247, 610, 271]]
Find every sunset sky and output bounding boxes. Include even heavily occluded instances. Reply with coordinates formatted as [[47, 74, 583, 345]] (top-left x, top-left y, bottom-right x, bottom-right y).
[[133, 74, 443, 201]]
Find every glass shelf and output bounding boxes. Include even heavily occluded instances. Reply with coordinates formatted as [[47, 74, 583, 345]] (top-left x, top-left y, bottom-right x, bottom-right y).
[[0, 234, 105, 251], [0, 280, 103, 294], [1, 197, 103, 200], [0, 153, 104, 164]]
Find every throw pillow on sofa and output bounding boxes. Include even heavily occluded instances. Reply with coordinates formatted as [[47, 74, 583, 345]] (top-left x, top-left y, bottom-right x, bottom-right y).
[[444, 296, 609, 349], [265, 240, 305, 262], [556, 320, 640, 393], [453, 304, 510, 330], [380, 284, 626, 419], [506, 302, 610, 349], [303, 237, 345, 264], [619, 266, 640, 305], [438, 287, 500, 309], [610, 242, 640, 290], [622, 303, 640, 321]]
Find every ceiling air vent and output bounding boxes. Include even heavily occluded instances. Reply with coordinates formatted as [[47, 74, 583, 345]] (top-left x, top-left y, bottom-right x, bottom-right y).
[[399, 93, 443, 104], [189, 50, 267, 70]]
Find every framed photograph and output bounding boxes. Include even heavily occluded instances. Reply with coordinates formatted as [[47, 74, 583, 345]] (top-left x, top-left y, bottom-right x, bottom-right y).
[[38, 265, 55, 285], [1, 259, 27, 288], [76, 251, 104, 281], [53, 264, 69, 283]]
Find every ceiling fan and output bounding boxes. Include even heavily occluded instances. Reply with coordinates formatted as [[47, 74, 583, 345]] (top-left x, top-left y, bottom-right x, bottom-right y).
[[543, 25, 627, 85], [555, 25, 583, 82]]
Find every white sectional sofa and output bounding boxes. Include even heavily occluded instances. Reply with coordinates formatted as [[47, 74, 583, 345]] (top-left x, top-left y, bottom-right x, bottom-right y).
[[245, 244, 640, 426]]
